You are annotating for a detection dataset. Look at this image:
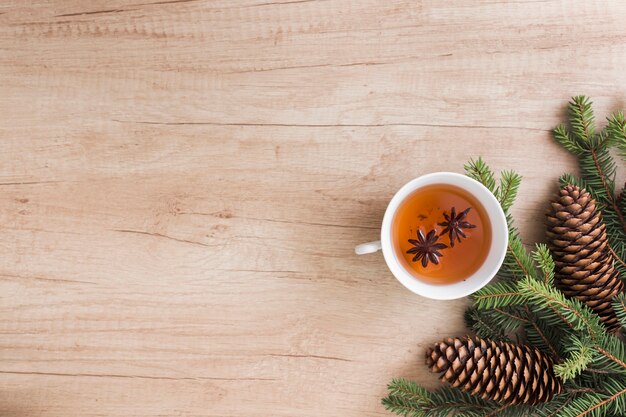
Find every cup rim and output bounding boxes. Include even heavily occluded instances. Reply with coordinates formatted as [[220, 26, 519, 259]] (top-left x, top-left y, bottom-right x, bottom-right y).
[[380, 172, 508, 300]]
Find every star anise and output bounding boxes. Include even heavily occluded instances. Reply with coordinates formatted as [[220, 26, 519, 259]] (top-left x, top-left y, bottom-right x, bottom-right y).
[[438, 206, 476, 247], [406, 229, 448, 267]]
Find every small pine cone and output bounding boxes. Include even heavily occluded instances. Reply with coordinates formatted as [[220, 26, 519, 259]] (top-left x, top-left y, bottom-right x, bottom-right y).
[[546, 185, 624, 331], [426, 336, 562, 405]]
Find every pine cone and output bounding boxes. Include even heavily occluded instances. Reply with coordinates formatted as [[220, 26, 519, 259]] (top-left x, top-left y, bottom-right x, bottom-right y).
[[426, 336, 562, 405], [546, 185, 624, 331]]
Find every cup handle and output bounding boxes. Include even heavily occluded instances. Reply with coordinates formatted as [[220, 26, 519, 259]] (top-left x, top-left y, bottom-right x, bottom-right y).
[[355, 240, 382, 255]]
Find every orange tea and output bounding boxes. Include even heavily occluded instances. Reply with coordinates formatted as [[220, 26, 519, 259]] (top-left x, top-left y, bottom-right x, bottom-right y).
[[392, 184, 492, 284]]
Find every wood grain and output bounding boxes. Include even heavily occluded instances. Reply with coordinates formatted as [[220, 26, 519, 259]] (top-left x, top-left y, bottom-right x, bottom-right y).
[[1, 1, 625, 416]]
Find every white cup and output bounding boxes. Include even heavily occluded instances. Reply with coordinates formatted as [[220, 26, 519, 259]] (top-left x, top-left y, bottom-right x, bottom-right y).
[[355, 172, 508, 300]]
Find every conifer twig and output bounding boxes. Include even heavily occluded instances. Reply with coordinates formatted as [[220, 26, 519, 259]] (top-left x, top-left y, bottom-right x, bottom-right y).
[[590, 146, 626, 232], [575, 386, 626, 417]]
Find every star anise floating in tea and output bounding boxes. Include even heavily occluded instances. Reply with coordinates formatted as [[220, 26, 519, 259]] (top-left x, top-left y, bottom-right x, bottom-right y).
[[398, 184, 487, 277], [406, 206, 477, 268], [438, 207, 476, 247], [406, 229, 448, 268]]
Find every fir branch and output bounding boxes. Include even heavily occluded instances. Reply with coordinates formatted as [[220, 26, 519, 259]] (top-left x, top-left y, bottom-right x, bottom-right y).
[[506, 234, 541, 282], [559, 173, 592, 191], [617, 188, 626, 274], [493, 307, 529, 327], [613, 293, 626, 331], [619, 187, 626, 225], [584, 366, 612, 375], [554, 124, 585, 155], [464, 307, 510, 342], [381, 396, 426, 417], [577, 136, 617, 210], [502, 395, 572, 417], [466, 306, 529, 339], [565, 383, 626, 417], [595, 347, 626, 374], [383, 379, 431, 417], [484, 403, 515, 417], [428, 387, 500, 417], [517, 277, 604, 341], [533, 243, 555, 286], [543, 395, 573, 417], [569, 95, 596, 142], [472, 281, 527, 310], [585, 145, 623, 228], [607, 110, 626, 161], [564, 387, 600, 395], [382, 381, 500, 417], [525, 320, 560, 359], [465, 157, 498, 195], [554, 391, 606, 417], [523, 309, 563, 359], [594, 336, 626, 375], [464, 158, 541, 284], [554, 336, 597, 382], [386, 378, 431, 404], [498, 170, 522, 214], [608, 242, 626, 273]]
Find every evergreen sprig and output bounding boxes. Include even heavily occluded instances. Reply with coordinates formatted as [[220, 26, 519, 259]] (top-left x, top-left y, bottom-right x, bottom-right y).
[[619, 190, 626, 223], [523, 313, 564, 359], [384, 98, 626, 417], [465, 158, 538, 283], [472, 281, 526, 310], [465, 157, 498, 196], [554, 336, 597, 382], [498, 170, 522, 213], [517, 277, 605, 340], [465, 307, 510, 342], [613, 293, 626, 331], [593, 335, 626, 376], [533, 244, 555, 286], [383, 379, 503, 417], [607, 111, 626, 162]]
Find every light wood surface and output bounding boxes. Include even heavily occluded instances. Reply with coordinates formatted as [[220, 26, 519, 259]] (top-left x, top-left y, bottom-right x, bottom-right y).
[[2, 1, 626, 416]]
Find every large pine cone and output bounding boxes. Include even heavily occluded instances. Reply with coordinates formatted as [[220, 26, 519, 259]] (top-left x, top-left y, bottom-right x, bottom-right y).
[[546, 185, 623, 331], [426, 336, 562, 405]]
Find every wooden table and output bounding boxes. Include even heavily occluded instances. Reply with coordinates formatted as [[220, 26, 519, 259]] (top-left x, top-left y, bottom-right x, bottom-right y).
[[2, 1, 626, 415]]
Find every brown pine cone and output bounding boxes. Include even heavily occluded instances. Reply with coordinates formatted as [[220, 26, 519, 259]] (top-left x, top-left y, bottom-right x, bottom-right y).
[[426, 336, 562, 405], [546, 185, 624, 331]]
